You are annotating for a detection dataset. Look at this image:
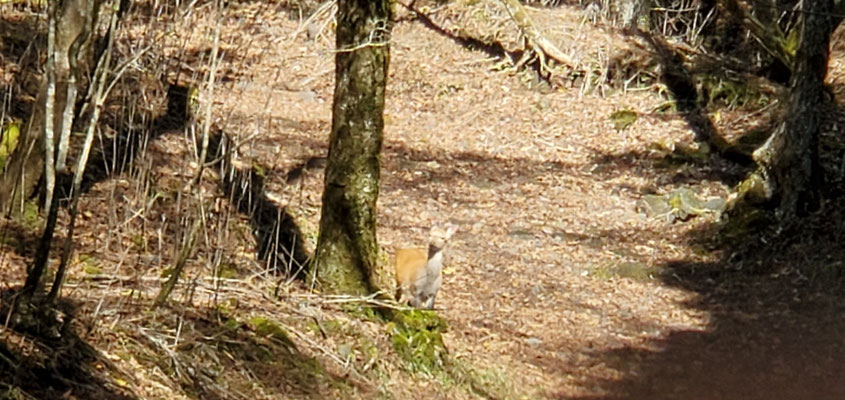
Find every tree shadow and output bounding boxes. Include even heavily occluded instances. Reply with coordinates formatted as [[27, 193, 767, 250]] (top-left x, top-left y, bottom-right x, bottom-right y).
[[0, 287, 357, 399], [632, 31, 721, 145], [609, 29, 790, 168], [0, 290, 136, 399], [381, 142, 580, 197], [585, 145, 752, 193], [212, 131, 312, 278], [398, 2, 528, 70], [559, 222, 845, 399]]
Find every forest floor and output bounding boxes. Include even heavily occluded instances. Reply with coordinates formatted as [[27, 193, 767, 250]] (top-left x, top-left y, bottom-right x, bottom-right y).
[[2, 1, 845, 399]]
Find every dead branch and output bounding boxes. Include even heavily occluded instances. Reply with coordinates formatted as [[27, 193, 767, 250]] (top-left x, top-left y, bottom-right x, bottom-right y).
[[498, 0, 577, 73]]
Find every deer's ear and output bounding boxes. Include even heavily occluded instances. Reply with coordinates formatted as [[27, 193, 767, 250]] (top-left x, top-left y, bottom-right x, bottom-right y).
[[445, 224, 458, 238]]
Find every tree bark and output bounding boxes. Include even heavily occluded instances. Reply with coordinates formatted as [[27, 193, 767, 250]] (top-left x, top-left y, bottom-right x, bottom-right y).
[[752, 0, 842, 219], [310, 0, 391, 295]]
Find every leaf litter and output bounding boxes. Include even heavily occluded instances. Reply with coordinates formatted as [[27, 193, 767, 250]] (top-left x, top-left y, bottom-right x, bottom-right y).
[[3, 0, 845, 399]]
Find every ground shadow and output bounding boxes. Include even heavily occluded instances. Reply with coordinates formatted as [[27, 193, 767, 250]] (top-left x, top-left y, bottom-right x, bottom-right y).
[[0, 290, 136, 399], [121, 305, 355, 399], [382, 141, 581, 199], [559, 220, 845, 399], [586, 146, 751, 192], [555, 102, 845, 399]]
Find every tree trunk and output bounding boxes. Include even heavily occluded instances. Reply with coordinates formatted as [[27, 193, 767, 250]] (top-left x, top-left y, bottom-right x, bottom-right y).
[[0, 0, 97, 218], [310, 0, 391, 295], [751, 0, 841, 220], [17, 0, 98, 302]]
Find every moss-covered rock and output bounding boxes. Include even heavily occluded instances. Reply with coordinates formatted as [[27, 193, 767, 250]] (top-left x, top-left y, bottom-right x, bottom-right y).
[[638, 187, 726, 223]]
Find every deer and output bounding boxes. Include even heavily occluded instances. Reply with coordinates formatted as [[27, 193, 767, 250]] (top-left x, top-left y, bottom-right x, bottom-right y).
[[394, 224, 458, 309]]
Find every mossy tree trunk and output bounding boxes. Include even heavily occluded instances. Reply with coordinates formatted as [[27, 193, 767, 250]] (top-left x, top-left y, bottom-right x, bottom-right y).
[[751, 0, 843, 220], [310, 0, 391, 295]]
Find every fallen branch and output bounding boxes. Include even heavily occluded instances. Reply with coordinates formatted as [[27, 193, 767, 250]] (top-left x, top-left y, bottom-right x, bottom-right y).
[[498, 0, 577, 74]]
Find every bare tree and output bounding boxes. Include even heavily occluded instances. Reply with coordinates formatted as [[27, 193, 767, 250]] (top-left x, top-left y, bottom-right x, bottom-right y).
[[21, 0, 101, 304], [310, 0, 391, 295]]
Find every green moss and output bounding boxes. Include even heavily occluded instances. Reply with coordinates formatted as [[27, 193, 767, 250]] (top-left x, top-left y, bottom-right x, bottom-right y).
[[22, 200, 40, 228], [373, 247, 393, 289], [590, 263, 614, 281], [609, 109, 638, 131], [389, 310, 448, 375], [0, 120, 21, 170], [342, 303, 384, 322], [720, 207, 773, 244], [293, 214, 319, 249], [251, 161, 267, 179], [186, 86, 201, 118], [321, 319, 344, 335], [223, 318, 243, 331], [697, 75, 770, 109], [612, 261, 653, 281], [588, 261, 655, 282], [249, 316, 295, 346], [80, 254, 102, 276], [783, 26, 800, 58], [638, 188, 726, 223], [130, 234, 145, 249], [736, 171, 772, 204], [216, 263, 239, 279]]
